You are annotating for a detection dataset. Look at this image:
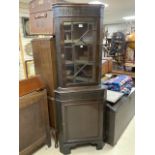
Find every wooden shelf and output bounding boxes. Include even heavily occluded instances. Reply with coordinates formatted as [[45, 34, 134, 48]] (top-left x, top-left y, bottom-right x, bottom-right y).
[[76, 76, 93, 82], [64, 22, 72, 26], [113, 40, 124, 43], [65, 61, 74, 65], [124, 63, 135, 67], [64, 30, 72, 32], [112, 70, 135, 78], [65, 60, 94, 65], [64, 40, 78, 44], [75, 60, 94, 65], [64, 39, 92, 45], [67, 76, 74, 80], [67, 76, 93, 82]]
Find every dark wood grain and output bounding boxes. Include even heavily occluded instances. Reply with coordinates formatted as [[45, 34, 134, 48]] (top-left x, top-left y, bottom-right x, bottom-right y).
[[52, 3, 105, 154], [55, 86, 106, 154]]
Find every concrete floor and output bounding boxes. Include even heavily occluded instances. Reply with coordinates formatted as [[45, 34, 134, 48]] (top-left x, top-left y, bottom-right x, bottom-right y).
[[33, 118, 135, 155]]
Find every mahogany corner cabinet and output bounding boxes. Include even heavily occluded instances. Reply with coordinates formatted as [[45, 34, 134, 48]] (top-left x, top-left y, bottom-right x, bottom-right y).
[[53, 3, 106, 154]]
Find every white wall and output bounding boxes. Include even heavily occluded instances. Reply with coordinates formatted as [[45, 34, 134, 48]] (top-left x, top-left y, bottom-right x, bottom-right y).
[[19, 1, 36, 80], [104, 21, 135, 38]]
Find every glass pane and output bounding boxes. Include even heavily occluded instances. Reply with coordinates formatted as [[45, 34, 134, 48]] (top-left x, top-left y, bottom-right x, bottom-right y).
[[64, 23, 71, 30], [66, 65, 74, 84], [74, 45, 94, 63], [74, 65, 95, 83], [82, 30, 96, 44], [72, 23, 88, 40], [62, 21, 97, 86], [64, 47, 73, 64], [64, 32, 71, 41], [75, 45, 88, 61], [88, 23, 97, 30]]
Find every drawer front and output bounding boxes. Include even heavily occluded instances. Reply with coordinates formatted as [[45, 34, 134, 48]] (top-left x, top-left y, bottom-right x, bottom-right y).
[[30, 11, 54, 35], [55, 90, 105, 102]]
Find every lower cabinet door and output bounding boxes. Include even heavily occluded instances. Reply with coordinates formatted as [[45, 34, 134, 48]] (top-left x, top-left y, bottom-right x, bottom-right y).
[[61, 100, 103, 143]]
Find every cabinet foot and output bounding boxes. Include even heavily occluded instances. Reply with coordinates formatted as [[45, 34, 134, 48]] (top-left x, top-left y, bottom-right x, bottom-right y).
[[46, 131, 51, 148], [60, 146, 71, 154], [47, 138, 51, 148], [96, 142, 104, 150], [51, 129, 59, 148]]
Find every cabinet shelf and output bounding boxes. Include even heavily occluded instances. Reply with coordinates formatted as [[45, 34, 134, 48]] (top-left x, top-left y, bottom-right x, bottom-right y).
[[64, 40, 93, 45], [67, 75, 93, 83], [64, 21, 94, 25], [65, 61, 74, 65], [65, 60, 94, 65], [76, 76, 93, 82], [64, 40, 78, 44], [75, 60, 94, 65]]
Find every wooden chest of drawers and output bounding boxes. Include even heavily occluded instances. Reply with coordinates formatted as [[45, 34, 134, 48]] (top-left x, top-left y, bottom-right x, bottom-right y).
[[19, 77, 51, 155]]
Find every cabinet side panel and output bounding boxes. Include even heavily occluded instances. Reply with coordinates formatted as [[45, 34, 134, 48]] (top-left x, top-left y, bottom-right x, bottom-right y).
[[61, 100, 103, 142], [32, 39, 56, 96]]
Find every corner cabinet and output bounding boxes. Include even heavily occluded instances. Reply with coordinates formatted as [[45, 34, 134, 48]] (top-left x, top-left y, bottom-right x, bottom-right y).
[[53, 3, 106, 154], [53, 3, 104, 87]]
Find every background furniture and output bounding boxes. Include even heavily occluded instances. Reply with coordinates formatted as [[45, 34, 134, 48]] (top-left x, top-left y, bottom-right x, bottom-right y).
[[19, 76, 51, 155], [102, 57, 113, 75], [29, 0, 66, 35], [25, 60, 35, 78], [19, 32, 27, 79], [105, 91, 135, 146], [53, 3, 106, 154], [31, 37, 58, 147]]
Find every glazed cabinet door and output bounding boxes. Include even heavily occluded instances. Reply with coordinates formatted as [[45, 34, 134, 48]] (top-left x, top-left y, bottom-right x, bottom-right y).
[[59, 18, 100, 87]]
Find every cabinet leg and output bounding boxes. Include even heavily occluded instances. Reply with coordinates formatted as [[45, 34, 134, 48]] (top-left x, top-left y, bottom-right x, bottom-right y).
[[96, 141, 104, 150], [51, 129, 59, 148], [46, 128, 51, 147], [55, 140, 59, 148], [60, 146, 71, 155], [47, 137, 51, 148], [55, 130, 59, 148]]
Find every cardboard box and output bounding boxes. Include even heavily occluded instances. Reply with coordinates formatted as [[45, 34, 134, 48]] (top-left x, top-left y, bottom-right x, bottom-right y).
[[102, 60, 109, 75], [102, 57, 113, 75]]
